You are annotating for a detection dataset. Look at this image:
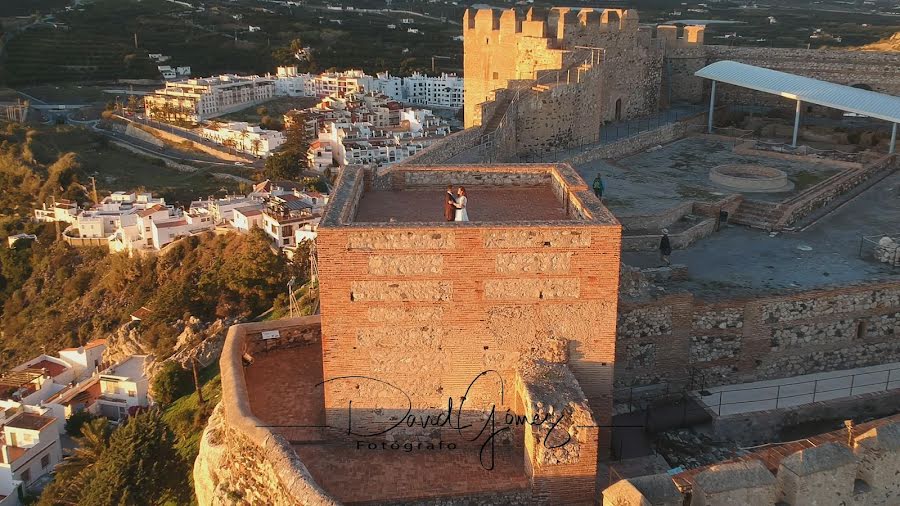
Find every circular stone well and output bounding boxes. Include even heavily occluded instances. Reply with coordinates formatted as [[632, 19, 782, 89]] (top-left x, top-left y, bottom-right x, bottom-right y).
[[709, 164, 794, 193]]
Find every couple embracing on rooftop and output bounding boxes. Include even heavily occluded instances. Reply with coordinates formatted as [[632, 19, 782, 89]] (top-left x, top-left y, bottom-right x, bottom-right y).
[[443, 185, 469, 222]]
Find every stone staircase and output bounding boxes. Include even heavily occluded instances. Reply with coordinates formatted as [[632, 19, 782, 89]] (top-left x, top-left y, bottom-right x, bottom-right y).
[[730, 199, 781, 230]]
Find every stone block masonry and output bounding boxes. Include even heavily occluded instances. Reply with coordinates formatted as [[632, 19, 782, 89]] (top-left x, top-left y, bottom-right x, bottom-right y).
[[614, 280, 900, 393]]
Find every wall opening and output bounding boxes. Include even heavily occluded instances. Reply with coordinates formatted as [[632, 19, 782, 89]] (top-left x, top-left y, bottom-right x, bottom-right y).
[[857, 320, 868, 340], [615, 98, 622, 121]]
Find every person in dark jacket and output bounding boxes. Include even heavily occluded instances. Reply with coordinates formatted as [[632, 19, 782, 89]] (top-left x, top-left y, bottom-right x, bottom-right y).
[[592, 174, 605, 200], [659, 229, 672, 266]]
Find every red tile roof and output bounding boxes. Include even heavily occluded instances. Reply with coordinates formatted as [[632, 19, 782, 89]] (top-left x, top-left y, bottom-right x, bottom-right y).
[[61, 339, 107, 352], [31, 359, 69, 378], [138, 204, 165, 217], [155, 219, 188, 229]]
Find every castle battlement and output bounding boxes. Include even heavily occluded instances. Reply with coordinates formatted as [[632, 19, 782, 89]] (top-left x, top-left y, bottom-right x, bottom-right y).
[[464, 7, 639, 41], [656, 24, 706, 48]]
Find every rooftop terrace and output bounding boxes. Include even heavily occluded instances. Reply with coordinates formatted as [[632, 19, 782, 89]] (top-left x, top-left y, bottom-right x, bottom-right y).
[[322, 163, 618, 228]]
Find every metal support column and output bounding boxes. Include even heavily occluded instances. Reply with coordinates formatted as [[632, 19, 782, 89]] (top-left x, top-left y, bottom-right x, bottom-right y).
[[891, 123, 897, 154], [707, 80, 716, 134], [792, 100, 802, 148]]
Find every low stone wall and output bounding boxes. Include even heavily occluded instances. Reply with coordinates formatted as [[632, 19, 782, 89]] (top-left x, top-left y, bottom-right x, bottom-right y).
[[566, 111, 709, 165], [604, 414, 900, 506], [194, 317, 338, 506], [614, 280, 900, 393], [123, 121, 252, 162], [773, 154, 897, 230], [618, 202, 693, 232], [621, 218, 715, 252], [733, 141, 863, 170]]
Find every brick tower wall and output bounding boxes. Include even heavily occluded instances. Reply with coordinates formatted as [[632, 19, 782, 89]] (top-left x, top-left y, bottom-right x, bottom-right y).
[[317, 223, 621, 442]]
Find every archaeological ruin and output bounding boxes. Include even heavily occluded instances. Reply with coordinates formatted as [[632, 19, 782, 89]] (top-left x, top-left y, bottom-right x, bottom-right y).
[[195, 5, 900, 505]]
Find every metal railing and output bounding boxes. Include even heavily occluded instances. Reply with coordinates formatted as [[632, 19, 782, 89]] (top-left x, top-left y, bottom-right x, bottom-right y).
[[704, 365, 900, 416]]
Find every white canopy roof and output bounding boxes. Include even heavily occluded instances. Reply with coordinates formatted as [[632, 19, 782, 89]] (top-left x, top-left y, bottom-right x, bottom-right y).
[[695, 60, 900, 124]]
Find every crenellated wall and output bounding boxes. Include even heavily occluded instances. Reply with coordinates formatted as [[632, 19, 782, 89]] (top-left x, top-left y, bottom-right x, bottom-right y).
[[603, 416, 900, 506]]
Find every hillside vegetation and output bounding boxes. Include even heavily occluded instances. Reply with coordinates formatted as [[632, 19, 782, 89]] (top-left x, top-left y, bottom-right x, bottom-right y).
[[0, 122, 308, 370]]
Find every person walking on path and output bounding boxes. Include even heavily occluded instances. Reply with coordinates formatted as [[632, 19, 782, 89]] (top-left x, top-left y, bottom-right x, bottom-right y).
[[659, 229, 672, 266], [592, 174, 605, 200]]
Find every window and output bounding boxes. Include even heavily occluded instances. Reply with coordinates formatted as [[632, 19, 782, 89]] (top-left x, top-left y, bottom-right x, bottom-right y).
[[41, 454, 50, 469], [20, 469, 30, 483]]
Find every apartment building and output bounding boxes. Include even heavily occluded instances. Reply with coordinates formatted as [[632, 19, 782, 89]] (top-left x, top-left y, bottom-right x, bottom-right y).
[[401, 72, 464, 109], [97, 356, 150, 421], [199, 121, 285, 157], [272, 67, 464, 109], [144, 74, 275, 123]]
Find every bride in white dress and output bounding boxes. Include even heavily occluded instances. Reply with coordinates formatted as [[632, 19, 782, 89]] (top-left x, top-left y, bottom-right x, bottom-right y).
[[453, 187, 469, 222]]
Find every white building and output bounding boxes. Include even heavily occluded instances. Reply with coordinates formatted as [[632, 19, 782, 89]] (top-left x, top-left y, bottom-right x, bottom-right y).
[[33, 199, 79, 224], [108, 203, 214, 254], [144, 74, 275, 123], [200, 122, 285, 157], [401, 72, 464, 109], [0, 338, 109, 502], [97, 355, 150, 421], [231, 206, 265, 232], [0, 409, 62, 500], [271, 67, 463, 110]]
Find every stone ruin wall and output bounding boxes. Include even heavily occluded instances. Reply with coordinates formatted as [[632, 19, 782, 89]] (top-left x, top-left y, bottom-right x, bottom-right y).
[[603, 416, 900, 506], [614, 281, 900, 393]]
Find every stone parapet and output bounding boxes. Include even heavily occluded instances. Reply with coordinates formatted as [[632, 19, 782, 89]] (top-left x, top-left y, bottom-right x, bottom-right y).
[[776, 442, 856, 506], [603, 418, 900, 506], [196, 316, 338, 506]]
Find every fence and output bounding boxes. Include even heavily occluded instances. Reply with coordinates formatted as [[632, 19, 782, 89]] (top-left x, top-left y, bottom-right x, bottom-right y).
[[859, 233, 900, 268], [703, 365, 900, 416]]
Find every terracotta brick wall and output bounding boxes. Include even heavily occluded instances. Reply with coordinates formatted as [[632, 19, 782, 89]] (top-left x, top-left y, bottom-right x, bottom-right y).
[[317, 223, 622, 444]]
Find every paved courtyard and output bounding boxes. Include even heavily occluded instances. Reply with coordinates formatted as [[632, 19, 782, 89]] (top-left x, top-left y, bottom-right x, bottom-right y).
[[355, 187, 571, 223], [574, 137, 839, 216], [623, 171, 900, 296]]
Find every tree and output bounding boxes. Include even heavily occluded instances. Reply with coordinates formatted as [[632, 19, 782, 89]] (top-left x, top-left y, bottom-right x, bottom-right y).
[[39, 417, 111, 505], [152, 361, 193, 404], [76, 410, 188, 506], [265, 151, 301, 180], [250, 138, 262, 157]]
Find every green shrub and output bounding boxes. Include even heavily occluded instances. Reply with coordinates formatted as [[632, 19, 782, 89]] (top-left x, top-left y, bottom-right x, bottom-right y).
[[152, 362, 192, 405], [64, 410, 97, 437]]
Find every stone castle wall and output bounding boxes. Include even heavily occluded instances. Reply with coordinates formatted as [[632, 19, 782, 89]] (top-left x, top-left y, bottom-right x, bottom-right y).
[[615, 281, 900, 392], [667, 45, 900, 105], [463, 7, 683, 157]]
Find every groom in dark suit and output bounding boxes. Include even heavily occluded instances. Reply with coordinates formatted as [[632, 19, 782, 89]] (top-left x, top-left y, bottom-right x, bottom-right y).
[[444, 184, 457, 221]]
